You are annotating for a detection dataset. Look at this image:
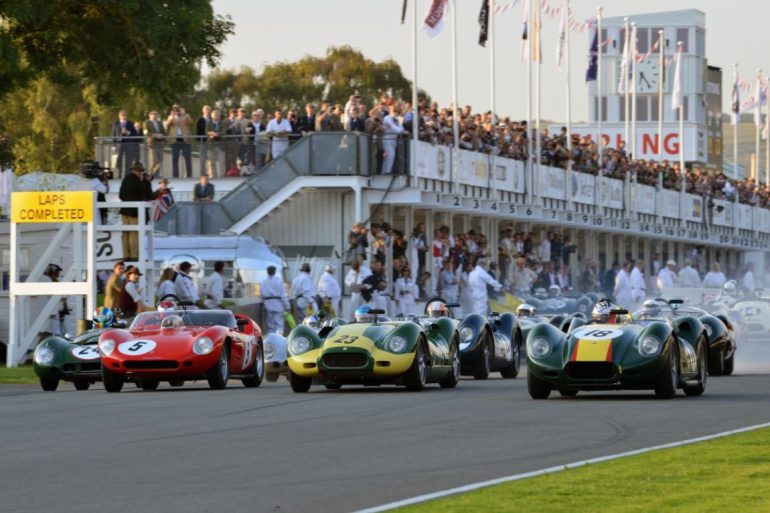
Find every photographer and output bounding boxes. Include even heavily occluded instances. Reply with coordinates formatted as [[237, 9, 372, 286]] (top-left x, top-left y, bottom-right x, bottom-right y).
[[81, 160, 112, 224], [118, 161, 155, 261]]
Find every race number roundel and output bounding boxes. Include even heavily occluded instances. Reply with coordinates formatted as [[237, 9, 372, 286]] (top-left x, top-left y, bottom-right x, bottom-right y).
[[573, 327, 623, 340], [118, 340, 157, 356], [71, 345, 101, 360]]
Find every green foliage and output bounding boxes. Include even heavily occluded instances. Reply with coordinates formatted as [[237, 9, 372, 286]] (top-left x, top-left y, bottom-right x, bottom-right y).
[[0, 365, 37, 384]]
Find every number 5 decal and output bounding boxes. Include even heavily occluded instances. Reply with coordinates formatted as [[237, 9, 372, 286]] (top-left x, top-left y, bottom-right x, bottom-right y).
[[118, 340, 157, 355]]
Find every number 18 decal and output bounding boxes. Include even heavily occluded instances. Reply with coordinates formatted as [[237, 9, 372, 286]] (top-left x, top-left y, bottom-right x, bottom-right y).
[[118, 340, 157, 355]]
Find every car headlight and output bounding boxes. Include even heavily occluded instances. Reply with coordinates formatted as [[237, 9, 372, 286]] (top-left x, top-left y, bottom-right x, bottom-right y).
[[99, 339, 115, 357], [264, 341, 276, 359], [34, 346, 55, 366], [193, 337, 215, 355], [290, 336, 311, 355], [387, 336, 408, 354], [703, 324, 713, 338], [529, 337, 551, 359], [459, 326, 474, 342], [638, 336, 662, 357]]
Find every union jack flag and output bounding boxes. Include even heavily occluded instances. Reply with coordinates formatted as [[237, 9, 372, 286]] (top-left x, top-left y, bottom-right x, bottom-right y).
[[153, 190, 174, 221]]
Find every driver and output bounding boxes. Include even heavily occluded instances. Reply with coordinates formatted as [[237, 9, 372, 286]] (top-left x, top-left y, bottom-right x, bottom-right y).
[[303, 314, 321, 330], [426, 300, 449, 318], [516, 303, 535, 317], [547, 284, 561, 298], [592, 298, 619, 323], [354, 304, 376, 324], [640, 299, 662, 318], [722, 280, 738, 297], [93, 306, 114, 329]]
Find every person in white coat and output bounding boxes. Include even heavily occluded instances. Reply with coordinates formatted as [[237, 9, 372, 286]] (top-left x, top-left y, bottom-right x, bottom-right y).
[[317, 264, 341, 317], [202, 261, 225, 309], [741, 262, 757, 292], [174, 261, 199, 305], [702, 262, 726, 288], [381, 105, 404, 174], [677, 259, 701, 288], [656, 260, 679, 291], [629, 260, 646, 312], [291, 262, 318, 320], [394, 268, 419, 315], [468, 258, 502, 316], [613, 261, 633, 311], [260, 265, 290, 334], [344, 259, 372, 318], [266, 110, 292, 158], [439, 259, 459, 303]]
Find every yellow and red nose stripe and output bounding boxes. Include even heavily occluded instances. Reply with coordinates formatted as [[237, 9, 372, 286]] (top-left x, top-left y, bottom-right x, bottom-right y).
[[570, 339, 613, 362]]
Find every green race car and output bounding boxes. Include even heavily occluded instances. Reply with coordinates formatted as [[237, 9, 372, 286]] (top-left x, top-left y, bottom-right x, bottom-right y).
[[33, 328, 105, 391]]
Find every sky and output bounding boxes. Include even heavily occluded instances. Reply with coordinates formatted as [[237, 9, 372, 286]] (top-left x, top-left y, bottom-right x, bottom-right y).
[[210, 0, 763, 122]]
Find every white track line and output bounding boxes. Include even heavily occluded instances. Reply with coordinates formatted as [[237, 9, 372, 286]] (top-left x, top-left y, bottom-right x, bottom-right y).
[[351, 421, 770, 513]]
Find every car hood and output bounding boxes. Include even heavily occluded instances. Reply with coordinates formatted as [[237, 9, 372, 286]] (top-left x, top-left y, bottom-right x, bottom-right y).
[[566, 324, 641, 362], [321, 323, 397, 352]]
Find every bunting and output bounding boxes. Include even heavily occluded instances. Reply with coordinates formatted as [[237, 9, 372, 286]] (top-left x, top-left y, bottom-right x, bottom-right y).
[[422, 0, 448, 38]]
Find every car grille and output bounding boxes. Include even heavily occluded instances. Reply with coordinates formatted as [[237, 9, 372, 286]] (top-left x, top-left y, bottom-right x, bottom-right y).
[[62, 363, 101, 373], [124, 360, 179, 370], [322, 353, 368, 368], [565, 362, 614, 380]]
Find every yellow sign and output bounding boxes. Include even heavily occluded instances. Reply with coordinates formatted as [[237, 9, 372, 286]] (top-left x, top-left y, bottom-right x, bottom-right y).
[[11, 191, 94, 223]]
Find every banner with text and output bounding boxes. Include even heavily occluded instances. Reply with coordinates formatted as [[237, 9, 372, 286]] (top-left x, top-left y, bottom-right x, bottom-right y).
[[684, 194, 703, 223], [539, 167, 566, 200], [568, 171, 595, 204], [597, 177, 624, 209]]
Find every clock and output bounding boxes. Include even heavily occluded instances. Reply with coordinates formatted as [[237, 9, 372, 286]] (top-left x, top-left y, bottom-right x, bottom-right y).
[[636, 58, 667, 94]]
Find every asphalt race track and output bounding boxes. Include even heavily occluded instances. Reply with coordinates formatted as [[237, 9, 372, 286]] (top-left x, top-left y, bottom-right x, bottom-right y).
[[3, 369, 770, 513]]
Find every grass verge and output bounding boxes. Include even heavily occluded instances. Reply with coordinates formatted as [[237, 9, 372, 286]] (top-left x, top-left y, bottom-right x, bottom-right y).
[[392, 427, 770, 513], [0, 365, 38, 384]]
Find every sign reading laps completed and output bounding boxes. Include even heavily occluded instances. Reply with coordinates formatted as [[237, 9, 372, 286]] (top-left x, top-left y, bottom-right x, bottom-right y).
[[11, 191, 94, 223]]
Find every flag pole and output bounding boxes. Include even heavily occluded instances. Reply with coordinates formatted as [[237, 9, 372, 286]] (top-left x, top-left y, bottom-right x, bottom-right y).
[[623, 18, 629, 148], [526, 0, 533, 203], [734, 63, 739, 183], [597, 6, 603, 168], [451, 0, 459, 190], [756, 68, 762, 183], [630, 22, 637, 159], [766, 74, 769, 185], [411, 0, 418, 179], [535, 0, 542, 182], [677, 42, 685, 186], [489, 0, 496, 191], [657, 29, 664, 164], [565, 0, 572, 172]]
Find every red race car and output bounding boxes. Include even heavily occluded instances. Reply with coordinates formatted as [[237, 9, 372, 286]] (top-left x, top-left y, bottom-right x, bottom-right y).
[[98, 308, 264, 392]]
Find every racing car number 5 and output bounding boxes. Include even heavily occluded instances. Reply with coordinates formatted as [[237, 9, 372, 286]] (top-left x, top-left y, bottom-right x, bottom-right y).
[[118, 340, 157, 355]]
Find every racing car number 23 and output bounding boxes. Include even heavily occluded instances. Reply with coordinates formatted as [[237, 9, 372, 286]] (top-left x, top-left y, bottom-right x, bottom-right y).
[[118, 340, 157, 355], [333, 335, 359, 344]]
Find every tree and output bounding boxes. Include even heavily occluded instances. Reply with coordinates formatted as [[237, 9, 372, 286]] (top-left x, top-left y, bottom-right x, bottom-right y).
[[0, 0, 234, 172]]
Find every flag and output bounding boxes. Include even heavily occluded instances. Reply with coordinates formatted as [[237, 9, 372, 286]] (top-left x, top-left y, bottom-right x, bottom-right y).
[[401, 0, 408, 24], [617, 26, 629, 93], [153, 190, 174, 222], [478, 0, 490, 47], [755, 75, 764, 127], [531, 0, 541, 62], [422, 0, 448, 38], [585, 25, 598, 82], [731, 74, 740, 125], [671, 43, 682, 110], [555, 6, 566, 70], [520, 0, 529, 61], [764, 89, 770, 140]]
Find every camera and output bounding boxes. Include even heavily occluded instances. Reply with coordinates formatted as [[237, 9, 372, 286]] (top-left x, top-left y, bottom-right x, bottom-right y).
[[80, 160, 111, 180]]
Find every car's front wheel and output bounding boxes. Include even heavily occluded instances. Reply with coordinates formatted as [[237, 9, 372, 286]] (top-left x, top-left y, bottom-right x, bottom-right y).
[[404, 340, 428, 391], [472, 337, 492, 380], [500, 339, 521, 379], [723, 352, 735, 376], [139, 380, 160, 390], [242, 343, 265, 388], [73, 379, 90, 391], [527, 368, 552, 399], [439, 339, 460, 388], [207, 346, 229, 390], [102, 367, 124, 393], [559, 388, 578, 397], [654, 339, 679, 399], [708, 347, 725, 376], [684, 337, 707, 397], [289, 369, 312, 393], [40, 377, 59, 392]]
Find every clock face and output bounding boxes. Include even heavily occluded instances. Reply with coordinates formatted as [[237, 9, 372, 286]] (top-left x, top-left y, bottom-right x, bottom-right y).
[[617, 58, 668, 94]]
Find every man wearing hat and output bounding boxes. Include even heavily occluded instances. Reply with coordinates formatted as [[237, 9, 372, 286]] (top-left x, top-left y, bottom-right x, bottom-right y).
[[174, 261, 200, 306], [469, 258, 502, 316], [317, 263, 341, 317], [119, 267, 146, 317], [260, 265, 290, 334], [118, 161, 155, 261], [291, 262, 318, 321], [511, 257, 537, 296], [657, 260, 679, 291]]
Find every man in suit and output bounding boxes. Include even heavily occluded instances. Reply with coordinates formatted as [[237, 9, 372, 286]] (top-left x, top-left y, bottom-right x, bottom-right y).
[[165, 105, 193, 178], [112, 110, 139, 177], [348, 107, 366, 132], [196, 105, 211, 169], [296, 103, 316, 135], [205, 109, 225, 178], [249, 110, 267, 170], [143, 111, 165, 176], [192, 174, 215, 202]]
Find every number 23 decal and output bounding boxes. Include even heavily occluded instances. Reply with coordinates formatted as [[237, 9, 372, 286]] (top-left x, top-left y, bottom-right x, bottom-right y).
[[333, 335, 359, 344]]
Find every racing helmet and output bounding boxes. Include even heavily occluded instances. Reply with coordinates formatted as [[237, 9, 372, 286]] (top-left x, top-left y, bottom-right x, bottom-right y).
[[516, 303, 536, 317], [722, 280, 737, 297], [355, 304, 376, 324], [591, 298, 616, 323], [534, 287, 548, 299], [640, 299, 662, 317], [93, 306, 114, 328], [427, 300, 448, 318], [548, 284, 561, 298], [303, 314, 321, 329], [157, 299, 178, 312]]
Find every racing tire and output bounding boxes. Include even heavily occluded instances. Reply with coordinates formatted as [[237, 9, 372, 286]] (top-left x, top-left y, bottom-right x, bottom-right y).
[[527, 368, 552, 399], [654, 339, 679, 399], [684, 338, 707, 397], [324, 383, 342, 390], [500, 339, 521, 379], [266, 373, 279, 383], [472, 337, 492, 380], [139, 380, 160, 391], [707, 347, 725, 376], [723, 353, 735, 376], [289, 370, 312, 393], [404, 339, 428, 391], [207, 346, 230, 390], [102, 367, 124, 393], [40, 377, 59, 392], [73, 379, 90, 391], [559, 388, 579, 397], [439, 339, 460, 389], [242, 343, 265, 388], [168, 380, 184, 387]]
